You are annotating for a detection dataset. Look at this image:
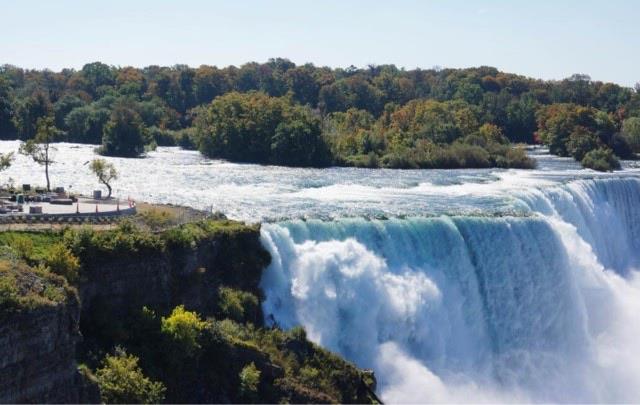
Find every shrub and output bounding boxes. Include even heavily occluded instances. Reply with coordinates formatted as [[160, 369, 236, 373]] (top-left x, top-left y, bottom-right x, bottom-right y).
[[298, 365, 321, 389], [96, 348, 166, 404], [581, 147, 621, 171], [9, 236, 34, 260], [0, 259, 73, 313], [138, 208, 176, 231], [64, 222, 164, 262], [218, 286, 260, 323], [161, 305, 210, 355], [239, 362, 261, 402], [44, 243, 80, 283], [0, 272, 19, 310]]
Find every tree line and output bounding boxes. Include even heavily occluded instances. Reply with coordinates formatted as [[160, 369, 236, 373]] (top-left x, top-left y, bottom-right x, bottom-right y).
[[1, 60, 639, 170]]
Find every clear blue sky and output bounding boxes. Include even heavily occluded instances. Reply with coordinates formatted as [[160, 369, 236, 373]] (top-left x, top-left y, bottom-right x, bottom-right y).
[[1, 0, 638, 86]]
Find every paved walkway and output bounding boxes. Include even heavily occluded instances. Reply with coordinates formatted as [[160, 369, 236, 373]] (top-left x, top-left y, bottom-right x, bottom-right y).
[[22, 197, 133, 215]]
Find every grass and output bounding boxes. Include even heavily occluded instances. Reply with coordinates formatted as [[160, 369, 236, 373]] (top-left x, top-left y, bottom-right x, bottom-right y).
[[0, 231, 62, 261]]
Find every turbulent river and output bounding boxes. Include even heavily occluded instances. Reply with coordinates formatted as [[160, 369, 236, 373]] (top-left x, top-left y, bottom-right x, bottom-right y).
[[2, 141, 640, 402]]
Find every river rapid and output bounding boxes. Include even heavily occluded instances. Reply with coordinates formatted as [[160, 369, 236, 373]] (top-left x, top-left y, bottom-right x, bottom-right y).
[[2, 141, 640, 402]]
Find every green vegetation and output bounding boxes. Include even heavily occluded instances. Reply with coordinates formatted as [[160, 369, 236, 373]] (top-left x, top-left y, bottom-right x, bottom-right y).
[[161, 305, 210, 355], [622, 117, 640, 152], [108, 307, 377, 403], [217, 286, 260, 323], [0, 219, 376, 403], [99, 103, 148, 157], [581, 148, 621, 171], [322, 103, 535, 168], [63, 221, 164, 265], [163, 219, 261, 247], [0, 231, 62, 261], [18, 116, 57, 190], [0, 258, 74, 313], [44, 243, 81, 283], [239, 362, 261, 402], [89, 158, 118, 198], [195, 92, 330, 166], [536, 103, 632, 170], [96, 348, 166, 404], [2, 61, 637, 167]]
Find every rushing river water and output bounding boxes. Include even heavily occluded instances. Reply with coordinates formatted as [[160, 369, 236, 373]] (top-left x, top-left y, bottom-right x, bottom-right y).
[[2, 141, 640, 402]]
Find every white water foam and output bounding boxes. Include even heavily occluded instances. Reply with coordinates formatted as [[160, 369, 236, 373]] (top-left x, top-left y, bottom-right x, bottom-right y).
[[260, 178, 640, 402]]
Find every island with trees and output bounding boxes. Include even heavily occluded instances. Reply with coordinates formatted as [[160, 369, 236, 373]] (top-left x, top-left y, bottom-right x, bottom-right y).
[[1, 60, 639, 171]]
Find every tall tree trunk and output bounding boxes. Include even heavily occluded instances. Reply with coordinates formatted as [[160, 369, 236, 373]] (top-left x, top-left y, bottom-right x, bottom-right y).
[[106, 182, 112, 198], [45, 145, 50, 191], [45, 161, 50, 191]]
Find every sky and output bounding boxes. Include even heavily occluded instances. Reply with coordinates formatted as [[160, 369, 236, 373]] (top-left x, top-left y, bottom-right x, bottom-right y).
[[1, 0, 638, 86]]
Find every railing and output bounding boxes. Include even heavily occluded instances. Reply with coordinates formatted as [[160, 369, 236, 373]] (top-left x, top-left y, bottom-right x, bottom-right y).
[[0, 206, 137, 225]]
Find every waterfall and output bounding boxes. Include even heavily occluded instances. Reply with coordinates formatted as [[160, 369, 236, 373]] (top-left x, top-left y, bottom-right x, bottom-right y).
[[260, 177, 640, 402]]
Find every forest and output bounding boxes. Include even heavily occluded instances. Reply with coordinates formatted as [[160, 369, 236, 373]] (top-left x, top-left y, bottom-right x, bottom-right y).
[[1, 59, 639, 170]]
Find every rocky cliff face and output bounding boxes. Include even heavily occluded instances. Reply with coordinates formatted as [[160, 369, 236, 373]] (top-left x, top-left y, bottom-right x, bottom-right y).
[[0, 269, 99, 403], [78, 225, 269, 325], [0, 221, 377, 404]]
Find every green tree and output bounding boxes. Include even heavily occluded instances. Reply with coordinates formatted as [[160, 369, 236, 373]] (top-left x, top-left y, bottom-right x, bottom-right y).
[[89, 158, 118, 198], [100, 105, 147, 157], [197, 92, 328, 166], [0, 78, 17, 139], [13, 91, 50, 139], [96, 347, 166, 404], [65, 106, 110, 143], [270, 106, 329, 166], [622, 117, 640, 152], [81, 62, 116, 96], [53, 94, 85, 131], [477, 123, 508, 144], [19, 116, 57, 191], [566, 127, 599, 161], [0, 151, 13, 177]]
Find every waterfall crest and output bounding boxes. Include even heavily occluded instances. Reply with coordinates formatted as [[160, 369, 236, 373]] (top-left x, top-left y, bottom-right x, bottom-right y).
[[260, 177, 640, 402]]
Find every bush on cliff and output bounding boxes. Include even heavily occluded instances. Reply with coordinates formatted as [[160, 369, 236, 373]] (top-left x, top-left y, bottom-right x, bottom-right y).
[[96, 347, 166, 404], [239, 362, 261, 402], [217, 286, 260, 324], [64, 222, 164, 265], [0, 259, 75, 313], [44, 243, 80, 283], [160, 305, 210, 356], [0, 219, 376, 403]]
